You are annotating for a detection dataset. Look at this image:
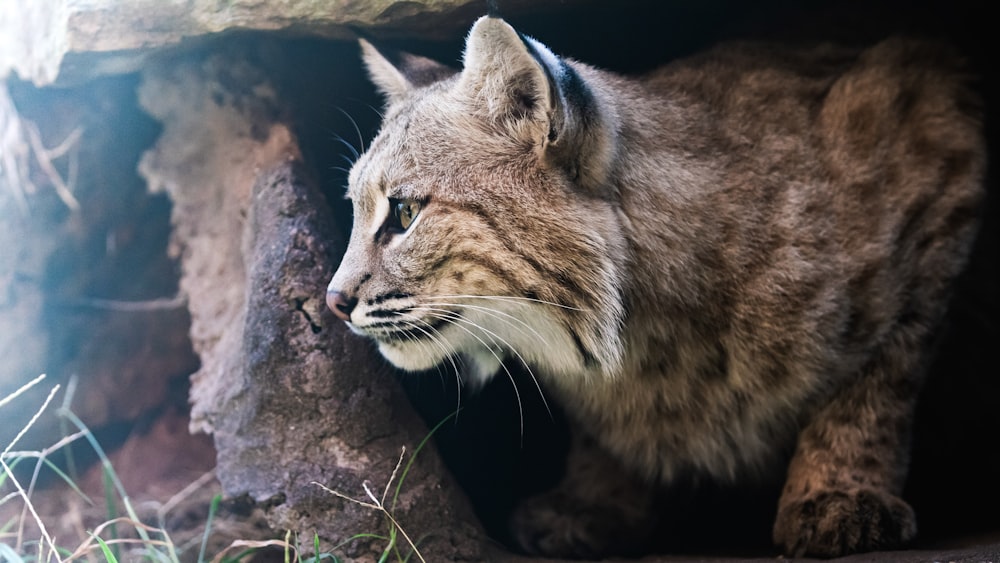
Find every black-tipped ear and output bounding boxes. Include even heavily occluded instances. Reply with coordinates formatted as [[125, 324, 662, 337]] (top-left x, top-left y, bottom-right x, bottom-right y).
[[459, 17, 553, 122], [521, 34, 615, 193], [358, 39, 456, 106], [485, 0, 502, 18], [459, 17, 616, 194]]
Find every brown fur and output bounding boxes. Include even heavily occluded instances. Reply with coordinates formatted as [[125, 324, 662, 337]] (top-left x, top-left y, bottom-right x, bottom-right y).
[[326, 17, 984, 558]]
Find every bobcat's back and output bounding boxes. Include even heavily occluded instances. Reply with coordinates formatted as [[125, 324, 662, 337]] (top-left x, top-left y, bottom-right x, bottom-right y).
[[569, 37, 985, 480]]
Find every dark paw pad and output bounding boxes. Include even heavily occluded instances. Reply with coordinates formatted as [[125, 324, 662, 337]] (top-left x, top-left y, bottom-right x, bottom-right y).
[[774, 488, 917, 558], [510, 492, 653, 559]]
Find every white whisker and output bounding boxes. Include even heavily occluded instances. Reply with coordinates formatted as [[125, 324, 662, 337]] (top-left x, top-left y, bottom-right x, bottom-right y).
[[432, 293, 588, 312], [396, 318, 449, 388], [421, 300, 552, 348], [395, 313, 466, 414], [332, 134, 360, 161], [397, 315, 464, 400], [415, 306, 553, 429], [416, 308, 528, 439], [336, 107, 367, 154]]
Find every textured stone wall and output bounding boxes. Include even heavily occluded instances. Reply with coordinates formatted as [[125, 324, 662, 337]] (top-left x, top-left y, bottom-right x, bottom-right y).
[[0, 0, 549, 86], [136, 50, 488, 560]]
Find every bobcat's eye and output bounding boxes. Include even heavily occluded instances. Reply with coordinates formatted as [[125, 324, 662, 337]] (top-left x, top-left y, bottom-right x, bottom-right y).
[[388, 198, 421, 232]]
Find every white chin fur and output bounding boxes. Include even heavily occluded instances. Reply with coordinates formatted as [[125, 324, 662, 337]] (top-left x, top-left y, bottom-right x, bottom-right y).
[[376, 340, 444, 372], [372, 305, 595, 385], [375, 336, 502, 384]]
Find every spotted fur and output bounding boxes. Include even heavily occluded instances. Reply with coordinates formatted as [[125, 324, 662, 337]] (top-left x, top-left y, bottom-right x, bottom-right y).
[[327, 16, 984, 558]]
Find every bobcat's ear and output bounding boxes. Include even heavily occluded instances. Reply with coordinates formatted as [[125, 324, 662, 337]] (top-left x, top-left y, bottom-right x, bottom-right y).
[[460, 17, 616, 194], [359, 38, 455, 106], [459, 17, 553, 124]]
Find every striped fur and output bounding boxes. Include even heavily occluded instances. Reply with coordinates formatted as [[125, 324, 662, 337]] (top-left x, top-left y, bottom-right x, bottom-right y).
[[327, 16, 985, 558]]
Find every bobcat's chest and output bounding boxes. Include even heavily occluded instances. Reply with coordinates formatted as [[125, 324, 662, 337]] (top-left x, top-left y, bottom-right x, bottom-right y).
[[546, 335, 811, 483]]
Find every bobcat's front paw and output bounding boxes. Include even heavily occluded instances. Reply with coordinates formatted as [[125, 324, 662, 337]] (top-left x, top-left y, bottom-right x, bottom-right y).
[[510, 491, 654, 559], [773, 488, 917, 558]]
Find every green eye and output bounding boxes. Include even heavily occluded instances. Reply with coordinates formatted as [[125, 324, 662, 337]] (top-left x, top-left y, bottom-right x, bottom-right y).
[[390, 198, 421, 232]]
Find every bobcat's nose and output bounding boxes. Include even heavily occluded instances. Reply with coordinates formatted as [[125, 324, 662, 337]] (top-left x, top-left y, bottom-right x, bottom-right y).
[[327, 290, 358, 322]]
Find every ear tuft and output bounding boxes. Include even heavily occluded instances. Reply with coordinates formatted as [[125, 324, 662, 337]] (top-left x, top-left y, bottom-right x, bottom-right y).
[[359, 39, 456, 107], [359, 39, 412, 106], [485, 0, 501, 18]]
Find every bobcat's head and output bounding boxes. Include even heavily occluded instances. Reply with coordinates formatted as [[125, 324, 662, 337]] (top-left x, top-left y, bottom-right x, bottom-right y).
[[327, 16, 626, 384]]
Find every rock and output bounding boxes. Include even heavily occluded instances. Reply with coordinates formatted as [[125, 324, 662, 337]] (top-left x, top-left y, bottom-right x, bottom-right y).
[[137, 51, 487, 560], [0, 76, 195, 451], [0, 85, 53, 440], [0, 0, 548, 86]]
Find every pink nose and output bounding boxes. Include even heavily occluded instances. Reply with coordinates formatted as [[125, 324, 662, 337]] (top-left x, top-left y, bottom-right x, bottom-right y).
[[327, 290, 357, 322]]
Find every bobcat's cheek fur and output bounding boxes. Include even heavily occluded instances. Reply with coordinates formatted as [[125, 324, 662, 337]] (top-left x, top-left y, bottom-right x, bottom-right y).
[[327, 16, 985, 559], [328, 100, 629, 383]]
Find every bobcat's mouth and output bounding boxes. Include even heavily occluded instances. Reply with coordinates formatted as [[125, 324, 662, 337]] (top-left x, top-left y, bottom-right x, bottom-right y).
[[364, 318, 448, 342], [355, 305, 476, 374], [355, 307, 460, 345]]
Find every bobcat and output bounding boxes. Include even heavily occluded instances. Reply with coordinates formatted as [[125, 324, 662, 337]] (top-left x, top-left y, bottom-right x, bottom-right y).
[[326, 15, 984, 558]]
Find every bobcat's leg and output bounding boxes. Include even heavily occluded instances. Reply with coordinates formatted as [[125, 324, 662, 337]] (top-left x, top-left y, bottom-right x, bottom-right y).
[[774, 345, 924, 557], [510, 431, 659, 558]]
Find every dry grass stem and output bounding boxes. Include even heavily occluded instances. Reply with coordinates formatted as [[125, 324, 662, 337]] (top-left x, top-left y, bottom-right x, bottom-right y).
[[0, 83, 83, 214], [2, 430, 89, 462], [1, 378, 62, 557], [8, 429, 92, 556], [153, 470, 217, 525], [24, 121, 81, 212], [0, 84, 31, 212], [0, 373, 47, 412], [209, 538, 297, 563], [63, 516, 171, 561], [313, 446, 426, 563], [67, 294, 188, 312]]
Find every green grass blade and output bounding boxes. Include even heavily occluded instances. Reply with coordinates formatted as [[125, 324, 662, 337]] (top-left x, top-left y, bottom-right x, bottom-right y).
[[0, 542, 24, 562], [391, 410, 458, 510], [36, 456, 93, 505], [93, 535, 119, 563], [102, 467, 120, 562], [376, 542, 391, 563], [197, 493, 221, 563], [58, 409, 153, 545], [331, 533, 389, 551], [0, 456, 26, 490], [301, 533, 323, 563], [377, 525, 397, 563], [59, 376, 80, 482], [301, 532, 338, 562]]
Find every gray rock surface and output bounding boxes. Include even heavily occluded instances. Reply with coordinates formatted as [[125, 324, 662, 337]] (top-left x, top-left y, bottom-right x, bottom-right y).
[[0, 85, 53, 436], [0, 0, 547, 86], [1, 76, 194, 450], [137, 52, 487, 560]]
